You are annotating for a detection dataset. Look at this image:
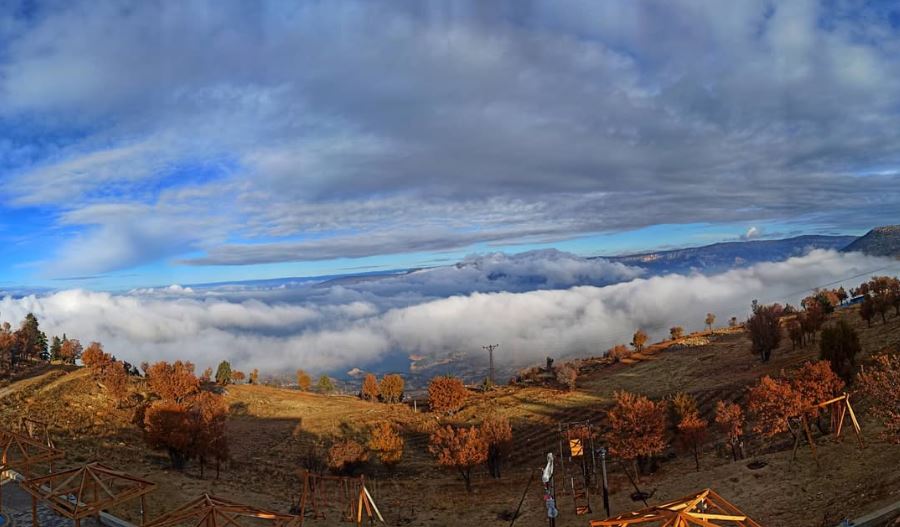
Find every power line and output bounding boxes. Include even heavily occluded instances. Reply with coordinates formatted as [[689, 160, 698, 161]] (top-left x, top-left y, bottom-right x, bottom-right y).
[[483, 344, 499, 386]]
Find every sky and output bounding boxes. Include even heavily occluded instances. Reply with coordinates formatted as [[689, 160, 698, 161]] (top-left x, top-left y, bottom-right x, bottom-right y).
[[1, 0, 898, 291]]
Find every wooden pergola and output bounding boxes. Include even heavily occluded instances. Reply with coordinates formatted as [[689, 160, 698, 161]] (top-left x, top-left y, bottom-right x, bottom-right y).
[[794, 392, 864, 463], [144, 494, 300, 527], [19, 462, 156, 527], [0, 429, 65, 513], [589, 489, 763, 527]]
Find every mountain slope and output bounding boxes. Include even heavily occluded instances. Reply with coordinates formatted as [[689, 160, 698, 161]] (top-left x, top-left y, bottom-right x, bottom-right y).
[[602, 234, 857, 275], [841, 225, 900, 257]]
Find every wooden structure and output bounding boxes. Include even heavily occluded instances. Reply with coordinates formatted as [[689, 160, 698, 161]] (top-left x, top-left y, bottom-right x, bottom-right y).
[[144, 494, 300, 527], [589, 488, 762, 526], [0, 429, 65, 513], [557, 421, 598, 515], [18, 418, 54, 448], [793, 392, 863, 463], [20, 462, 156, 527], [297, 470, 383, 526]]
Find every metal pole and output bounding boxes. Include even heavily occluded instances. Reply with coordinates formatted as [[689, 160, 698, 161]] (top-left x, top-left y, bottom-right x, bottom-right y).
[[599, 448, 610, 517], [482, 344, 499, 386]]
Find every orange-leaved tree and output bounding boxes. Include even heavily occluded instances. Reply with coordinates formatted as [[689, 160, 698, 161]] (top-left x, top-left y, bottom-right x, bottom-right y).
[[790, 361, 845, 421], [101, 362, 130, 407], [605, 390, 667, 481], [747, 376, 804, 440], [81, 342, 113, 372], [147, 361, 200, 403], [144, 400, 193, 469], [857, 351, 900, 443], [631, 330, 648, 352], [428, 376, 468, 415], [296, 369, 312, 391], [328, 439, 368, 475], [428, 425, 487, 492], [379, 374, 404, 403], [368, 422, 404, 470], [747, 301, 782, 362], [361, 373, 379, 402], [676, 412, 707, 471], [715, 400, 744, 461], [481, 413, 512, 479], [190, 391, 229, 479]]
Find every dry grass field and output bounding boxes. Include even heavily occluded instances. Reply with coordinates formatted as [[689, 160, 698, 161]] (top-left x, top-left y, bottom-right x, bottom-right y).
[[0, 303, 898, 526]]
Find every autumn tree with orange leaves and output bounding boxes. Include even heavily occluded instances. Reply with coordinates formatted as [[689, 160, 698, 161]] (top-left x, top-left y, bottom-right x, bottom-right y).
[[144, 400, 193, 469], [361, 373, 379, 402], [790, 361, 845, 416], [429, 425, 487, 492], [481, 413, 512, 478], [428, 376, 468, 415], [605, 390, 667, 481], [328, 439, 368, 475], [190, 391, 229, 479], [101, 363, 130, 407], [715, 400, 745, 460], [147, 361, 200, 402], [296, 369, 311, 391], [81, 342, 113, 372], [676, 412, 707, 471], [379, 374, 404, 403], [368, 422, 404, 470], [857, 351, 900, 443], [631, 330, 648, 352], [747, 376, 804, 441]]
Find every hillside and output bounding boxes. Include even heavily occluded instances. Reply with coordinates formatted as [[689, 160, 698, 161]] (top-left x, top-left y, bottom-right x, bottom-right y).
[[603, 235, 856, 275], [842, 225, 900, 257], [0, 304, 898, 526]]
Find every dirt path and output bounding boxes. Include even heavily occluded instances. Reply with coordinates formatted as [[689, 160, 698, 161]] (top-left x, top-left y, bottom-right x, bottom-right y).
[[0, 368, 62, 400]]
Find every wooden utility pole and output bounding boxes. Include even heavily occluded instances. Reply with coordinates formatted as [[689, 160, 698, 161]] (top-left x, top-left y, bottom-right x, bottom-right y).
[[483, 344, 499, 386]]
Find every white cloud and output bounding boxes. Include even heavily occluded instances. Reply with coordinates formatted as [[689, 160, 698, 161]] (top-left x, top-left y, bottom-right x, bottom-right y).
[[0, 250, 894, 375]]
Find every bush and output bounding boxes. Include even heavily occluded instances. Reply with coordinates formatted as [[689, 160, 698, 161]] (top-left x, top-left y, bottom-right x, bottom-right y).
[[670, 326, 684, 340], [714, 401, 744, 461], [607, 344, 631, 362], [631, 330, 648, 352], [327, 439, 368, 475], [555, 363, 578, 391], [428, 376, 468, 415], [857, 351, 900, 443], [296, 369, 311, 391]]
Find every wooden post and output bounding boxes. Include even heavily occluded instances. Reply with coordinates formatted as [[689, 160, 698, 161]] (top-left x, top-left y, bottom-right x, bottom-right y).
[[802, 418, 819, 467], [141, 494, 147, 526]]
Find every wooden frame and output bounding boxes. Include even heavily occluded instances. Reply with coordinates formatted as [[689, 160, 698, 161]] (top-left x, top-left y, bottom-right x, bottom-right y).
[[18, 418, 55, 449], [792, 392, 863, 463], [0, 429, 65, 513], [20, 462, 156, 527], [145, 494, 300, 527], [590, 488, 762, 526], [296, 470, 383, 526]]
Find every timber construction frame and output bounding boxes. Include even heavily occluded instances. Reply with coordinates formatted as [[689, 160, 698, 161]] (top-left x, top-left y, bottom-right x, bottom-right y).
[[0, 429, 65, 513], [589, 488, 763, 526], [19, 462, 156, 527], [144, 494, 300, 527]]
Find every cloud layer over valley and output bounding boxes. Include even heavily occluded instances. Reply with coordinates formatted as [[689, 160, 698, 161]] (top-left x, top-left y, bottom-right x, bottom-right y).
[[1, 250, 895, 377]]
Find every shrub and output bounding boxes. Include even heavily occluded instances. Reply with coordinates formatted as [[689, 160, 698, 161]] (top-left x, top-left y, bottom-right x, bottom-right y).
[[607, 344, 632, 362], [327, 439, 368, 475], [675, 412, 707, 471], [428, 376, 468, 415], [428, 425, 487, 492], [670, 326, 684, 340], [317, 375, 335, 394]]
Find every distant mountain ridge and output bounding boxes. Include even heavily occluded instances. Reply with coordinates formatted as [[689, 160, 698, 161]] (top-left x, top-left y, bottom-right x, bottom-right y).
[[601, 234, 857, 275], [841, 225, 900, 257]]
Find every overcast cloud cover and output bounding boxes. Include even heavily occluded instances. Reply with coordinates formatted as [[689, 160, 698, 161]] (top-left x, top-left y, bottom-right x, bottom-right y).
[[1, 2, 900, 375], [1, 1, 899, 281], [1, 250, 896, 376]]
